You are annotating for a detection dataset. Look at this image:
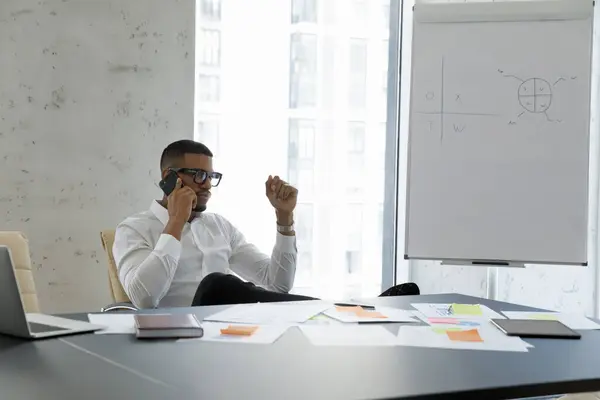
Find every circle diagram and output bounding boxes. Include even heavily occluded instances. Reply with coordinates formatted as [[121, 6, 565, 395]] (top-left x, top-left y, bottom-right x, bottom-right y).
[[518, 78, 552, 113]]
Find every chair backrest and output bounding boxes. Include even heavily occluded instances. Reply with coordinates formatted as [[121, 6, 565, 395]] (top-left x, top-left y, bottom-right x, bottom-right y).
[[0, 231, 40, 313], [99, 230, 130, 303]]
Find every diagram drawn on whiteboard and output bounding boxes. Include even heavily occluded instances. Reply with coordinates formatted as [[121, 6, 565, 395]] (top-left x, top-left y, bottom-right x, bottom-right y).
[[500, 70, 577, 124], [415, 56, 499, 142]]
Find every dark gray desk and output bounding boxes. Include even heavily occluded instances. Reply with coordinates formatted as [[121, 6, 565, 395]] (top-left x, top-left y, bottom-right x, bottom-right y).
[[2, 293, 600, 400]]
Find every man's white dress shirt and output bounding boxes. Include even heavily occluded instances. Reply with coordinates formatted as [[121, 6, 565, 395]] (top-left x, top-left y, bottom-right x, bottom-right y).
[[112, 201, 297, 309]]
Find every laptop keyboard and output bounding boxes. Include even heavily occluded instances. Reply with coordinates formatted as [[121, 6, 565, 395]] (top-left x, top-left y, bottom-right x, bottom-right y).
[[28, 322, 68, 333]]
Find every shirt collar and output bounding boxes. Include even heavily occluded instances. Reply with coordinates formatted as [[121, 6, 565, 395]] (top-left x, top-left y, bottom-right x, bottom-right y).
[[150, 201, 170, 225], [150, 200, 203, 225]]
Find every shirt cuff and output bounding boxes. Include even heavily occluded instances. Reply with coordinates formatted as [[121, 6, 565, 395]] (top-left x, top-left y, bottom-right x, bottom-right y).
[[154, 233, 183, 259], [275, 232, 297, 253]]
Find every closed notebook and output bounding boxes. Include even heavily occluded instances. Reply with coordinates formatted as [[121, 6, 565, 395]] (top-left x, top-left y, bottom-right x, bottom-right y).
[[134, 314, 202, 330], [134, 314, 203, 339]]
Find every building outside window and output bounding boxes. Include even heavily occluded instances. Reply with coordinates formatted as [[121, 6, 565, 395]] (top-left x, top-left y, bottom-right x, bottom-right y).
[[195, 0, 391, 299], [290, 33, 318, 108], [197, 119, 220, 154], [200, 0, 221, 21], [198, 29, 221, 67], [348, 39, 368, 110], [197, 74, 220, 103], [291, 0, 317, 24], [347, 122, 366, 195]]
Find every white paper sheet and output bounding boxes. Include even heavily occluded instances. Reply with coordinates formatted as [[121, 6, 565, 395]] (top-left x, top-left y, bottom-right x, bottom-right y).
[[87, 314, 135, 334], [501, 311, 600, 330], [203, 302, 331, 324], [397, 323, 531, 352], [178, 322, 291, 344], [411, 303, 505, 320], [299, 325, 398, 346], [324, 306, 417, 323]]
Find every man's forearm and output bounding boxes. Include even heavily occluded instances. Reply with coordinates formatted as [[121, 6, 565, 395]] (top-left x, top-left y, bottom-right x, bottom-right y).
[[163, 217, 186, 241], [276, 211, 295, 236]]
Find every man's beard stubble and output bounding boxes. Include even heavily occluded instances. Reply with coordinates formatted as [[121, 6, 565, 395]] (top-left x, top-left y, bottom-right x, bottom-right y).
[[194, 204, 207, 213]]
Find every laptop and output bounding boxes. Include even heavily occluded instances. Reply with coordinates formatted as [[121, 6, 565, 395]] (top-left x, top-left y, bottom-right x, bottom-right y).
[[0, 246, 105, 339]]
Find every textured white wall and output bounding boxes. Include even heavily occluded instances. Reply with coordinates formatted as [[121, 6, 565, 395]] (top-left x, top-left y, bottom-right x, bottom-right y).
[[0, 0, 195, 313]]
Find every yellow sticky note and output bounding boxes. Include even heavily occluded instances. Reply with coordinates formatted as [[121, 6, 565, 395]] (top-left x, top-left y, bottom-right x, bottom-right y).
[[530, 313, 559, 321], [432, 327, 462, 334], [451, 304, 483, 316]]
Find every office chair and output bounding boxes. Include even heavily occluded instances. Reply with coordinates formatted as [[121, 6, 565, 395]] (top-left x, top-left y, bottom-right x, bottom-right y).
[[99, 230, 138, 312]]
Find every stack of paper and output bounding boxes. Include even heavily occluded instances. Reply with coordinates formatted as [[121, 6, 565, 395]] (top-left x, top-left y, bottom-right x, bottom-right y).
[[397, 323, 531, 352], [324, 306, 416, 323], [501, 311, 600, 330], [412, 303, 505, 320], [204, 302, 331, 324], [423, 317, 482, 328], [299, 325, 398, 346], [179, 322, 291, 344], [88, 314, 135, 334]]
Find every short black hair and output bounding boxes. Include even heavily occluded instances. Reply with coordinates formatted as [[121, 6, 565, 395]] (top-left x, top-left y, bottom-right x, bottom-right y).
[[160, 140, 213, 170]]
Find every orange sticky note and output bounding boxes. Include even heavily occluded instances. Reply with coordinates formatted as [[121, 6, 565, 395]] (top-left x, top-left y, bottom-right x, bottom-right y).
[[446, 329, 483, 343], [354, 309, 388, 319], [336, 306, 363, 313], [219, 325, 259, 336]]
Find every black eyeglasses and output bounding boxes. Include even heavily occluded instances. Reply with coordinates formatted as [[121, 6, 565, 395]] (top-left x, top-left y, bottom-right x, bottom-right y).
[[170, 168, 223, 187]]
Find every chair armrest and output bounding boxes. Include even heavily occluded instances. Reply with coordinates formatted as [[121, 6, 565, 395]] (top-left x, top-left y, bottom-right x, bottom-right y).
[[100, 302, 138, 312]]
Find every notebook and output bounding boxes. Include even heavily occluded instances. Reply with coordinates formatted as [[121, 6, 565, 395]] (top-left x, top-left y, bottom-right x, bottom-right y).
[[134, 314, 203, 339]]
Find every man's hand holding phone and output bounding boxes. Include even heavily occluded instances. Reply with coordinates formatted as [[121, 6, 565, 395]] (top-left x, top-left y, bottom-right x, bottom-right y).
[[163, 178, 197, 241]]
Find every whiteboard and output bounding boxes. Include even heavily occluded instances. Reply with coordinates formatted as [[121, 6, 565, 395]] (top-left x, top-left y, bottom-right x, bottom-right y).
[[405, 0, 594, 265]]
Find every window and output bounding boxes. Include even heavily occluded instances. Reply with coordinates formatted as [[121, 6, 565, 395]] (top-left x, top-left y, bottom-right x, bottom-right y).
[[198, 29, 220, 66], [378, 203, 384, 245], [346, 204, 363, 274], [381, 40, 389, 107], [200, 0, 221, 21], [349, 39, 368, 109], [348, 122, 366, 154], [377, 122, 386, 170], [195, 0, 392, 300], [297, 251, 314, 286], [295, 204, 314, 245], [350, 0, 368, 30], [291, 0, 317, 24], [346, 251, 361, 275], [289, 119, 316, 194], [290, 33, 318, 108], [347, 122, 366, 194], [197, 74, 220, 103], [382, 1, 390, 28], [197, 119, 220, 153]]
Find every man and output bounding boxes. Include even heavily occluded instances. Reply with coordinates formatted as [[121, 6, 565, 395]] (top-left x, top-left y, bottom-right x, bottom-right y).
[[113, 139, 418, 309]]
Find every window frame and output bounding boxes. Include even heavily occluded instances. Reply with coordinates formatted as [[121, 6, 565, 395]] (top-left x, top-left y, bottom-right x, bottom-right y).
[[381, 0, 404, 291]]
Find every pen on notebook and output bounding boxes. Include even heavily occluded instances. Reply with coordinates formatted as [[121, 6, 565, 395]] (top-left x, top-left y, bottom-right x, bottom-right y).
[[335, 303, 376, 310]]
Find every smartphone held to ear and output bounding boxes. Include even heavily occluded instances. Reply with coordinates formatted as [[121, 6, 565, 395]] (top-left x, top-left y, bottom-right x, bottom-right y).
[[159, 171, 179, 196]]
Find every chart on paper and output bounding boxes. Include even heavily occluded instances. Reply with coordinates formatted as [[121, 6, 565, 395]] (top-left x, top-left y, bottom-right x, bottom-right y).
[[414, 56, 502, 143], [405, 2, 592, 265]]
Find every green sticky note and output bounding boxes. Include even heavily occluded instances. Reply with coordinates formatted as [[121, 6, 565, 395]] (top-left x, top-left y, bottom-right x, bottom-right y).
[[432, 327, 462, 334], [451, 304, 483, 316], [530, 313, 559, 321]]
